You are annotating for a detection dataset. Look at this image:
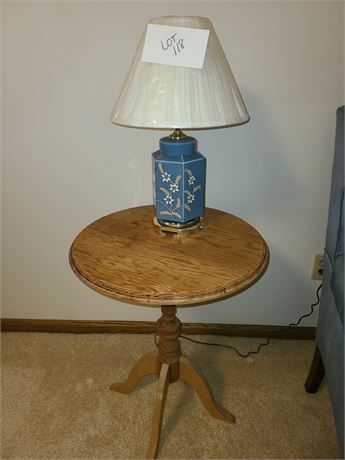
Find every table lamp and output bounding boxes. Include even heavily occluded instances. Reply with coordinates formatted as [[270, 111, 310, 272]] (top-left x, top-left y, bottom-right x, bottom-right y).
[[111, 16, 249, 234]]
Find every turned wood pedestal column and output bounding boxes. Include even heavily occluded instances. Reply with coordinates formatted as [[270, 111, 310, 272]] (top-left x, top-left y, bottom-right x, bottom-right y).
[[69, 205, 269, 458]]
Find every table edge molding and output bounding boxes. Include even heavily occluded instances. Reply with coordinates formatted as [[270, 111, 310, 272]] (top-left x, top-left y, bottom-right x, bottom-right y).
[[69, 246, 269, 306]]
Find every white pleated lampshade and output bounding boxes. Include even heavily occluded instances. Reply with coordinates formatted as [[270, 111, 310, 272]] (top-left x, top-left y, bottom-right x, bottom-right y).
[[111, 16, 249, 130]]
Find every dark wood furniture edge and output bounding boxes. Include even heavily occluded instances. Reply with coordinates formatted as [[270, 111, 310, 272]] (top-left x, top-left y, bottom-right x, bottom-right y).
[[305, 345, 325, 392], [1, 318, 315, 339]]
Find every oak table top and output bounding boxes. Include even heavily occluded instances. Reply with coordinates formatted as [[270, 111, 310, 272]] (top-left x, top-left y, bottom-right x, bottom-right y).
[[69, 205, 269, 307]]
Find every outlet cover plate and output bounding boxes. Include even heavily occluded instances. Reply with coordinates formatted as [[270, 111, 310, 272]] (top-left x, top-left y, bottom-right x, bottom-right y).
[[311, 253, 324, 280]]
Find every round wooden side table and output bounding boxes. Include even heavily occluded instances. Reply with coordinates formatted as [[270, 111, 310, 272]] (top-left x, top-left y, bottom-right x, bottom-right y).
[[69, 205, 269, 458]]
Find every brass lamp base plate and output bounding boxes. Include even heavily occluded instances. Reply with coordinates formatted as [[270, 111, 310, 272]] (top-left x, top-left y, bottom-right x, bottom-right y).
[[153, 217, 203, 236]]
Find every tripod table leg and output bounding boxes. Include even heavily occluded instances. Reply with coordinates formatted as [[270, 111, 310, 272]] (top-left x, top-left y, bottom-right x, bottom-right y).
[[179, 357, 235, 423], [146, 363, 170, 459], [110, 352, 159, 394]]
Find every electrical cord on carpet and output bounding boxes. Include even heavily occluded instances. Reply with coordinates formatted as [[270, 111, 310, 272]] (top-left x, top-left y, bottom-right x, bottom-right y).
[[155, 283, 322, 358]]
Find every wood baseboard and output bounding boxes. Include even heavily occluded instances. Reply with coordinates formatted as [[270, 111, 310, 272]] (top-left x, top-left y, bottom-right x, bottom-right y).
[[1, 318, 315, 340]]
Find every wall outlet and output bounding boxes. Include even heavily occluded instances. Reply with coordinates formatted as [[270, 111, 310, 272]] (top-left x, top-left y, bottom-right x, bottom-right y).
[[311, 253, 324, 280]]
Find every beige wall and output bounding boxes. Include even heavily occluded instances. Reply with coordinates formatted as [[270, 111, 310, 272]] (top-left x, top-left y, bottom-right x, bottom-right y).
[[2, 1, 344, 325]]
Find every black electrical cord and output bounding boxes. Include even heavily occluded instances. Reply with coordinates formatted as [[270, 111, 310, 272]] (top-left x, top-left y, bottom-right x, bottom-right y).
[[179, 283, 323, 358], [179, 333, 270, 358], [155, 283, 322, 359]]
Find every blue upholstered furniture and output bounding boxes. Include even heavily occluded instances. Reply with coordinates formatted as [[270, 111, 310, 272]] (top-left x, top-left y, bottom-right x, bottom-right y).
[[305, 106, 344, 454]]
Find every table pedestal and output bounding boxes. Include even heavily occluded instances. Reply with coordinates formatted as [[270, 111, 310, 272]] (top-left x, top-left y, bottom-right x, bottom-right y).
[[110, 306, 235, 459]]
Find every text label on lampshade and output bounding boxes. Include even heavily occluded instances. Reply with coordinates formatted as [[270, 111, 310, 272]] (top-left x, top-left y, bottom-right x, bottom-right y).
[[141, 24, 210, 69]]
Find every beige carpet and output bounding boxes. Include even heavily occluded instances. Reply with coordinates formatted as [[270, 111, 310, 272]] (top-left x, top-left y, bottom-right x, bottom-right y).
[[1, 332, 341, 459]]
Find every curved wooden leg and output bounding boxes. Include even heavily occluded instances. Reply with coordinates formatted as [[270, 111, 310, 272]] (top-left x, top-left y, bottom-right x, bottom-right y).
[[110, 352, 159, 394], [179, 357, 235, 423], [146, 363, 170, 459]]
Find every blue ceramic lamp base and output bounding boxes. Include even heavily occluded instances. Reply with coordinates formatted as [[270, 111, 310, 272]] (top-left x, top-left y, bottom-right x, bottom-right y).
[[152, 130, 206, 233]]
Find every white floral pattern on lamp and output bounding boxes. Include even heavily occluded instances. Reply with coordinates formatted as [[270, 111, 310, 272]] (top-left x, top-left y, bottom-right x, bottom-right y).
[[158, 163, 201, 219]]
